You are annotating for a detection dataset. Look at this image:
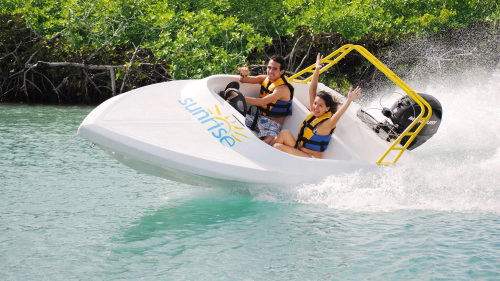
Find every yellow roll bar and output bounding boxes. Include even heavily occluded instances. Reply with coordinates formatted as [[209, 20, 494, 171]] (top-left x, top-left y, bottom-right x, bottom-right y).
[[289, 44, 433, 165]]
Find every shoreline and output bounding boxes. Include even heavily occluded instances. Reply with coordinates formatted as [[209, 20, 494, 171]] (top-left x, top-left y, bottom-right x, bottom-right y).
[[1, 14, 498, 105]]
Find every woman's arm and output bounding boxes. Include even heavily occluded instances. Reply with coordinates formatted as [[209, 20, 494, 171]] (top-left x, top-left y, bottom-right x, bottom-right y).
[[321, 86, 362, 132], [309, 54, 323, 109]]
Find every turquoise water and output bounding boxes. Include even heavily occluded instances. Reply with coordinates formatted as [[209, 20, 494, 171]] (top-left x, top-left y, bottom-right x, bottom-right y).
[[1, 69, 499, 280]]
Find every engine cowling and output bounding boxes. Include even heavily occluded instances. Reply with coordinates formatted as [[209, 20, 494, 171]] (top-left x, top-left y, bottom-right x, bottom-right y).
[[386, 93, 443, 150]]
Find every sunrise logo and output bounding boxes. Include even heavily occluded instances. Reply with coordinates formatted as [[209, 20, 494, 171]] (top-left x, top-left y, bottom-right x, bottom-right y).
[[178, 97, 250, 147]]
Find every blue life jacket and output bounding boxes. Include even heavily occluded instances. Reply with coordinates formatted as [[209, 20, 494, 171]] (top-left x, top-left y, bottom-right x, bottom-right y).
[[295, 112, 335, 152], [259, 75, 294, 117]]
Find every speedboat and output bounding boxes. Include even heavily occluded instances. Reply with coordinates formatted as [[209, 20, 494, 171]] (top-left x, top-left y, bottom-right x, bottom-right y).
[[77, 45, 442, 187]]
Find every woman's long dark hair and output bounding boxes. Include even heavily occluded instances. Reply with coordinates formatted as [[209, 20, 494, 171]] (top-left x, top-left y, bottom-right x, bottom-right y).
[[316, 90, 340, 113]]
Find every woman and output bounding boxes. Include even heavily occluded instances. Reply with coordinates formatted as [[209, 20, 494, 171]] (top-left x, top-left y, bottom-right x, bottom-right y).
[[269, 53, 362, 159]]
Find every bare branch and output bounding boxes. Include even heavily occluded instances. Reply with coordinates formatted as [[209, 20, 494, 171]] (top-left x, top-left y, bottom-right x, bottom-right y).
[[30, 61, 125, 70], [53, 76, 69, 93], [294, 36, 315, 73], [0, 42, 22, 62], [87, 44, 108, 62], [33, 69, 62, 97], [284, 34, 305, 61], [160, 65, 169, 74], [110, 68, 116, 96], [23, 70, 29, 102], [25, 51, 39, 69], [9, 69, 26, 79], [82, 70, 103, 96], [41, 32, 63, 42], [25, 78, 45, 96], [120, 46, 140, 94], [30, 27, 63, 42]]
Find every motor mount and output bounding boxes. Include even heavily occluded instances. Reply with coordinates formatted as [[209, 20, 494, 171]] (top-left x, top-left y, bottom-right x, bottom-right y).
[[358, 93, 442, 150], [385, 93, 443, 150]]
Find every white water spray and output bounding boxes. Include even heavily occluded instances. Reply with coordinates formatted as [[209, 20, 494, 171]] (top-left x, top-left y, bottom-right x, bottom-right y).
[[252, 65, 500, 213]]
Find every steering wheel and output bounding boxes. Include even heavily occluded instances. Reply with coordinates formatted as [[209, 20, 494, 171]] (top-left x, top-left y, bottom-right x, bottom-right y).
[[224, 89, 247, 117]]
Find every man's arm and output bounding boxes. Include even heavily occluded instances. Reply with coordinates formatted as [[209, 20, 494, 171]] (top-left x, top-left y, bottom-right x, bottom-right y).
[[244, 85, 290, 107], [238, 67, 266, 84], [239, 75, 266, 84]]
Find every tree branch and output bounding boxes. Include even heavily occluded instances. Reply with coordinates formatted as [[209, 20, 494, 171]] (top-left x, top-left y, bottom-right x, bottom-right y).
[[294, 36, 314, 73], [30, 61, 126, 70], [120, 46, 140, 94], [82, 70, 103, 97], [87, 44, 108, 62]]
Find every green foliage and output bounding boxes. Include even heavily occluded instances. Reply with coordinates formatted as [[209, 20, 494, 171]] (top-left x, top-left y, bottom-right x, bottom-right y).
[[294, 0, 500, 40], [1, 0, 499, 79], [1, 14, 169, 104], [326, 76, 353, 96], [150, 9, 268, 79], [220, 0, 306, 38]]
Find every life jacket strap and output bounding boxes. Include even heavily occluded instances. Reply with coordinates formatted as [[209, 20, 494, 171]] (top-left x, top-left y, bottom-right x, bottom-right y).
[[294, 116, 334, 152], [258, 103, 292, 117], [248, 106, 260, 131]]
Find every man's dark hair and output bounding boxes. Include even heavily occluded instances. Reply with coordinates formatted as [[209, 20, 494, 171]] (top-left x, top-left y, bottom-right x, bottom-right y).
[[269, 54, 286, 71]]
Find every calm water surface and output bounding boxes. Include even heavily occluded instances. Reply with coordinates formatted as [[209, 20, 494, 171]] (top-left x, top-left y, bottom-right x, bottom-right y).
[[1, 68, 499, 280]]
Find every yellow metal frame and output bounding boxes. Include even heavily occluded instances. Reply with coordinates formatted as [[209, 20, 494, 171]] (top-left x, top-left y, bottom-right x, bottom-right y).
[[289, 44, 433, 165]]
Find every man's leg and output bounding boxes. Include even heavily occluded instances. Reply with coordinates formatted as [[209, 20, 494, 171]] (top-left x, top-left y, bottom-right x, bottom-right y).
[[245, 112, 257, 127], [257, 116, 282, 145], [262, 135, 274, 145]]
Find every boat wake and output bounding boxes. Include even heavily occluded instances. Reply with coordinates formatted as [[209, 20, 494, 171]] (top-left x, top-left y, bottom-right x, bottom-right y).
[[249, 66, 500, 213]]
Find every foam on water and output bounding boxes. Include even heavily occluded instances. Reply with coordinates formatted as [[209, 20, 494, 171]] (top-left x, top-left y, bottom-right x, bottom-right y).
[[1, 57, 499, 281], [251, 67, 500, 213]]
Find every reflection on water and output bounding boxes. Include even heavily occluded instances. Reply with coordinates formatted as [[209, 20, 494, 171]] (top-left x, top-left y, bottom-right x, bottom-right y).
[[1, 62, 499, 279], [119, 197, 257, 244]]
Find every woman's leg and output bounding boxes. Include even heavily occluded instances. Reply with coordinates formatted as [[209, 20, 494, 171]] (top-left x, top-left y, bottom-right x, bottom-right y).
[[270, 130, 313, 158], [273, 143, 313, 158], [270, 129, 296, 147]]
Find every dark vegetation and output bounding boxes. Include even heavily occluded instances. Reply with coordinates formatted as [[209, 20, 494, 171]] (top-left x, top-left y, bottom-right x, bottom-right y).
[[1, 0, 498, 104], [1, 14, 168, 104]]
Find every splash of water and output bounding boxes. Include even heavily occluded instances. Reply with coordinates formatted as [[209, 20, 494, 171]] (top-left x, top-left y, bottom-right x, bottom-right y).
[[251, 65, 500, 213]]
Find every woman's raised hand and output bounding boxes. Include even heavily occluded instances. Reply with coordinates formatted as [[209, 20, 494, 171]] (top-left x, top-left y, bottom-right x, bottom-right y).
[[315, 53, 323, 69], [347, 86, 362, 102]]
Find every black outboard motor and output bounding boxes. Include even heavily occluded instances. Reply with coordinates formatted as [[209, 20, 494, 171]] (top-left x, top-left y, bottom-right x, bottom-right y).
[[383, 93, 442, 150]]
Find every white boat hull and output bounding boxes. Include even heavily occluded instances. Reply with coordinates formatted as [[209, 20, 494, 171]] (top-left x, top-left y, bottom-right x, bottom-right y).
[[78, 75, 400, 186]]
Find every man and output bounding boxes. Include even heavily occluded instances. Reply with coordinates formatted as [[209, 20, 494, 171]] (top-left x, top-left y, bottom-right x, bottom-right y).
[[236, 55, 295, 144]]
